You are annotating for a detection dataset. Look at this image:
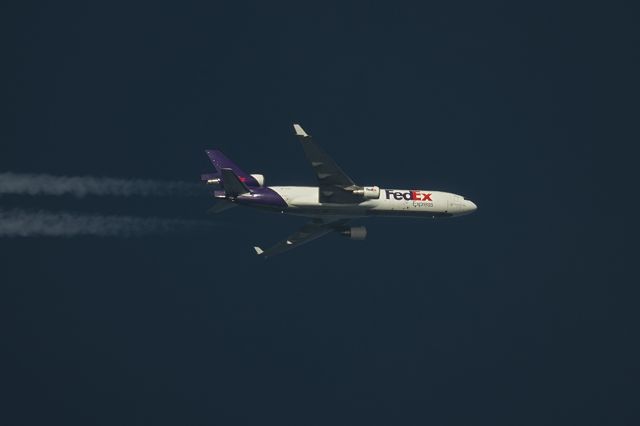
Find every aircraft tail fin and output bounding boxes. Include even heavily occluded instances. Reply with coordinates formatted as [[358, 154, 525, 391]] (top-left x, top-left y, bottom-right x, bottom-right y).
[[220, 168, 251, 197], [204, 150, 260, 187]]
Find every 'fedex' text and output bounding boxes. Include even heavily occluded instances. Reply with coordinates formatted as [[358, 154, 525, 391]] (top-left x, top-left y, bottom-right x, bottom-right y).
[[385, 189, 432, 201]]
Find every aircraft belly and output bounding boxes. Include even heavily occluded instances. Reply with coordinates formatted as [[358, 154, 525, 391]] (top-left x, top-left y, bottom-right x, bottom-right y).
[[286, 202, 368, 218], [204, 124, 476, 258], [269, 187, 456, 218]]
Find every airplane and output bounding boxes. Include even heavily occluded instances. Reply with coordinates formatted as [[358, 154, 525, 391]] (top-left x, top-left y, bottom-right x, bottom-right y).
[[201, 124, 477, 258]]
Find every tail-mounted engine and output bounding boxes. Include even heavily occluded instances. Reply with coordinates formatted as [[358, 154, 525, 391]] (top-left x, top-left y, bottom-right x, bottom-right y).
[[205, 173, 265, 187], [249, 174, 265, 187], [338, 226, 367, 240], [351, 186, 380, 200]]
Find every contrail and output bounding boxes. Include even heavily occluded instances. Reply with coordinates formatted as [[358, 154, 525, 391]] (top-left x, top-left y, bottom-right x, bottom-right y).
[[0, 172, 206, 198], [0, 209, 218, 237]]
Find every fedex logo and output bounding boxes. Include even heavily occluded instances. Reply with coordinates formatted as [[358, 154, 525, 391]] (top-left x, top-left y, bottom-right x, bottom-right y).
[[385, 189, 432, 201]]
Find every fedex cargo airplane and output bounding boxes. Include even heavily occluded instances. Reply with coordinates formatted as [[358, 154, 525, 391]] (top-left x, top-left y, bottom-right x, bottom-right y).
[[202, 124, 477, 258]]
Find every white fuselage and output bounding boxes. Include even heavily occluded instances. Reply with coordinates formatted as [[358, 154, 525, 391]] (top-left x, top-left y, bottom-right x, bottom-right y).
[[268, 186, 477, 218]]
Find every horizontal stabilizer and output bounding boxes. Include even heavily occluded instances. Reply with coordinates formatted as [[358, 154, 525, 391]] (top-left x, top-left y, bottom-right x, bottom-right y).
[[207, 200, 237, 214], [201, 172, 220, 182], [221, 168, 250, 197], [253, 246, 264, 255]]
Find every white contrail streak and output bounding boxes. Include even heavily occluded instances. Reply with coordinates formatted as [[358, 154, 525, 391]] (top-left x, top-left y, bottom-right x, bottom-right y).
[[0, 172, 204, 197], [0, 209, 218, 237]]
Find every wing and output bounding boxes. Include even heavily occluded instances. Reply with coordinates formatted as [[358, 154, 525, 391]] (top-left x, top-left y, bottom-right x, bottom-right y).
[[293, 124, 361, 203], [254, 218, 350, 258]]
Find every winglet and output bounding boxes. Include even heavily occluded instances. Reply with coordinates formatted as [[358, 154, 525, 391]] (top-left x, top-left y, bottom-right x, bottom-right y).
[[293, 124, 308, 137], [253, 246, 264, 255]]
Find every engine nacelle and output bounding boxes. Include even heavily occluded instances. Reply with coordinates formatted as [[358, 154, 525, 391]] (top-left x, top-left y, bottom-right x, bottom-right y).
[[250, 174, 265, 187], [206, 173, 265, 187], [339, 226, 367, 240], [352, 186, 380, 199]]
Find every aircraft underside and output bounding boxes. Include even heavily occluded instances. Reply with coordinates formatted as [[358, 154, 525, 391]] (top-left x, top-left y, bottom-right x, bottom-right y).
[[202, 124, 476, 257]]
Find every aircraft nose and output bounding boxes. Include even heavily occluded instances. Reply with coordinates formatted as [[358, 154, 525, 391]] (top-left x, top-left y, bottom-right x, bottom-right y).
[[465, 200, 477, 213]]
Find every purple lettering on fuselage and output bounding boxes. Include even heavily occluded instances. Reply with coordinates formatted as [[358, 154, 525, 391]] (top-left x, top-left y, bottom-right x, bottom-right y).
[[385, 189, 432, 201]]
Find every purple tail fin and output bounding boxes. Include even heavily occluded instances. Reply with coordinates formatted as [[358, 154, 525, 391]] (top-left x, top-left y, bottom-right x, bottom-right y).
[[203, 150, 260, 187]]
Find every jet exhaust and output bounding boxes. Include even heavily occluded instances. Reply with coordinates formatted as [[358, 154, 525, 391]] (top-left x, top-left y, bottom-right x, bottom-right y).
[[0, 209, 219, 238], [0, 172, 205, 198]]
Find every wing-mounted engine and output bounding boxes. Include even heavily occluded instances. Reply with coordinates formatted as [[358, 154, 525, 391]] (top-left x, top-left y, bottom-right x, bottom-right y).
[[351, 186, 380, 200], [338, 226, 367, 240]]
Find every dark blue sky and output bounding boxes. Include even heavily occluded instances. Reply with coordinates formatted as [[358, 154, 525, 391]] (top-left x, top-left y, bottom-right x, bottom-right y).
[[2, 2, 638, 425]]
